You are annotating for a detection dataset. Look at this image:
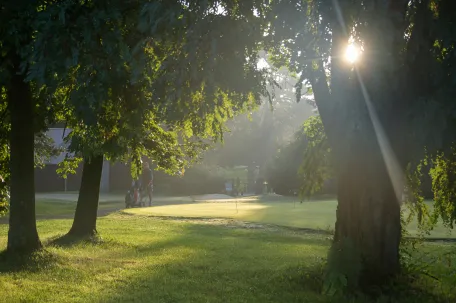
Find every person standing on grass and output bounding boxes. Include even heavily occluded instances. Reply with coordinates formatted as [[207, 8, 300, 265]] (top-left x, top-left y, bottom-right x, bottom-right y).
[[142, 161, 154, 206], [235, 177, 241, 196]]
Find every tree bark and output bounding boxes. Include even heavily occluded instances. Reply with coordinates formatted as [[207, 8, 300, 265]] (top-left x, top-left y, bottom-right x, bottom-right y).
[[67, 155, 104, 238], [313, 76, 403, 286], [7, 58, 42, 253], [333, 142, 402, 286], [323, 87, 403, 286]]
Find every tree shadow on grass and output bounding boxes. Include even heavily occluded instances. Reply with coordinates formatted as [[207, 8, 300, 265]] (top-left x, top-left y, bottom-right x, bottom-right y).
[[128, 213, 334, 236], [0, 249, 60, 273], [137, 218, 332, 250], [88, 221, 334, 303], [97, 246, 330, 303], [0, 231, 187, 276], [272, 263, 453, 303], [354, 273, 455, 303], [45, 232, 119, 248]]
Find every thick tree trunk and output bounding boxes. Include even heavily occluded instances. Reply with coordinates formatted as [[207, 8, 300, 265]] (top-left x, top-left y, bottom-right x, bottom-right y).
[[67, 155, 104, 238], [307, 0, 409, 292], [333, 143, 402, 287], [7, 60, 42, 253]]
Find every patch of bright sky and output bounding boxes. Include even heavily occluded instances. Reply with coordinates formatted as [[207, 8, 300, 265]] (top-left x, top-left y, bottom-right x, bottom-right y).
[[257, 58, 269, 69], [215, 3, 226, 15]]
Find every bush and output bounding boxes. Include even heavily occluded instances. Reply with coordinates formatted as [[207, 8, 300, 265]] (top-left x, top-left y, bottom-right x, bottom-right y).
[[265, 126, 308, 196]]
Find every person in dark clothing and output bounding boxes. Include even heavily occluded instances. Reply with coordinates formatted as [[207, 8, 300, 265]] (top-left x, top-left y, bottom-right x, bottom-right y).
[[141, 161, 154, 206]]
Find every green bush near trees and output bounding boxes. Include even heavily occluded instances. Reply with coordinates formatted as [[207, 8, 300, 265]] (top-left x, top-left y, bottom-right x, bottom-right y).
[[266, 116, 334, 197], [265, 125, 307, 196]]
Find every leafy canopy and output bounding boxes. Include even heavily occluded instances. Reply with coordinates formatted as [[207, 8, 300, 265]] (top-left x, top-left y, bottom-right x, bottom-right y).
[[28, 0, 277, 177]]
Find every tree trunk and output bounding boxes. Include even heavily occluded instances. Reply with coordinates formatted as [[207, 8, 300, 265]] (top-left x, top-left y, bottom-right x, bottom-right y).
[[312, 73, 403, 287], [7, 59, 42, 253], [304, 0, 409, 292], [332, 141, 402, 287], [67, 155, 104, 238]]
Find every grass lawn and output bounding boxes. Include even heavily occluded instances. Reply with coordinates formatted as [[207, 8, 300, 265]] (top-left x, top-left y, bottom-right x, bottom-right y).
[[128, 200, 336, 230], [125, 196, 455, 239], [0, 213, 455, 303], [26, 194, 456, 239], [35, 200, 123, 217], [30, 195, 193, 219]]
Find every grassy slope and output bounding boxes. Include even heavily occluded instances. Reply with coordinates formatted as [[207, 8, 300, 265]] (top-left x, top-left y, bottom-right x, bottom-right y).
[[0, 214, 454, 303]]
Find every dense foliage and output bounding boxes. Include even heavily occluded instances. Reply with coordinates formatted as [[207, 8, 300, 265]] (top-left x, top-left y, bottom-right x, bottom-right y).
[[266, 115, 333, 197], [24, 1, 282, 179], [298, 115, 332, 197], [430, 148, 456, 229], [265, 127, 307, 196]]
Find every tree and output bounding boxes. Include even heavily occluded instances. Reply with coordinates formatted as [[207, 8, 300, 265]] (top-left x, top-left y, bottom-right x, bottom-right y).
[[0, 1, 63, 252], [30, 0, 276, 238], [30, 0, 198, 238], [264, 0, 456, 287], [0, 128, 60, 218]]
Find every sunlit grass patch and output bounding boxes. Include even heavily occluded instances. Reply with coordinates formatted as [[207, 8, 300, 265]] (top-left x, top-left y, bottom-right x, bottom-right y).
[[126, 198, 455, 239]]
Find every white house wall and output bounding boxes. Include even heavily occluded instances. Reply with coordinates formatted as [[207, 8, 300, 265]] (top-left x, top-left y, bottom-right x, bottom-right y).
[[46, 128, 72, 165], [44, 128, 110, 193]]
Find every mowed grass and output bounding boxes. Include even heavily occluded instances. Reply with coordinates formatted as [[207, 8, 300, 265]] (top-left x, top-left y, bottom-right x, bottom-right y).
[[126, 197, 455, 239], [0, 214, 330, 303], [26, 194, 456, 238], [30, 195, 192, 219], [0, 198, 125, 224], [35, 200, 123, 217], [0, 213, 455, 303], [129, 200, 336, 230]]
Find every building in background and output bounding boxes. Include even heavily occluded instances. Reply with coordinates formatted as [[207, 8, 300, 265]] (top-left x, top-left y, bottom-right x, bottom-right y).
[[35, 127, 111, 193]]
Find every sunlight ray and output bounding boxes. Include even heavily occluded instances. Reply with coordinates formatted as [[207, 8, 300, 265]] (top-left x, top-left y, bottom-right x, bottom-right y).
[[355, 68, 405, 203], [331, 0, 404, 204]]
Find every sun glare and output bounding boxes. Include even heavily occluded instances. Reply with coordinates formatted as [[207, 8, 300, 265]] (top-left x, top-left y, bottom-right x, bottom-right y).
[[345, 43, 360, 63]]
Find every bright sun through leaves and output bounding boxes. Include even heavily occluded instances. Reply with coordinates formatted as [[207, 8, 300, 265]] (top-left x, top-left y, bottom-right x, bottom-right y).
[[345, 43, 360, 63]]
